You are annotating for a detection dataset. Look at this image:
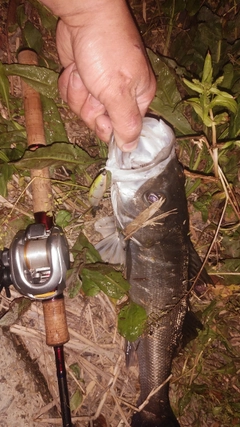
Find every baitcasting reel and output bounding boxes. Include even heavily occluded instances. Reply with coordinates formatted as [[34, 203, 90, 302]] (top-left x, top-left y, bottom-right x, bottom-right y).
[[0, 223, 69, 300]]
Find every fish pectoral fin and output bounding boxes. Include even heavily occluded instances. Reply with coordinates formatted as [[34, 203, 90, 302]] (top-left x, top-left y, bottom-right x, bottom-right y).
[[125, 339, 139, 368], [94, 215, 117, 238], [94, 217, 126, 265]]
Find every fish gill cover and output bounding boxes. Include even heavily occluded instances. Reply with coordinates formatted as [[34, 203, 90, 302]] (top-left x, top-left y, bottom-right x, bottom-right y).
[[95, 117, 177, 264]]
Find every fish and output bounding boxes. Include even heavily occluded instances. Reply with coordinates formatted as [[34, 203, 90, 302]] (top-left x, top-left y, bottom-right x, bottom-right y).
[[95, 117, 209, 426]]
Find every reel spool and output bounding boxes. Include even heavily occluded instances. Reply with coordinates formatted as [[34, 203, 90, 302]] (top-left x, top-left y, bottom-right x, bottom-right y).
[[1, 223, 69, 300]]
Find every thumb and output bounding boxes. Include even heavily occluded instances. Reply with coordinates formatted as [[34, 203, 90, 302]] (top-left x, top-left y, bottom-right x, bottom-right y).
[[107, 95, 144, 152]]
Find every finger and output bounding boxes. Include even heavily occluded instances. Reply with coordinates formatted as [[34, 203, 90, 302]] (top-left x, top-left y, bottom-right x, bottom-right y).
[[58, 63, 75, 102], [104, 76, 156, 152], [106, 93, 144, 152], [80, 95, 113, 142], [59, 66, 113, 141], [95, 114, 113, 143], [58, 67, 89, 117]]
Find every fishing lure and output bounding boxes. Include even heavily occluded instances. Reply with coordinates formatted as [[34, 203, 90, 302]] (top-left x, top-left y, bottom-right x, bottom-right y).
[[89, 169, 110, 207]]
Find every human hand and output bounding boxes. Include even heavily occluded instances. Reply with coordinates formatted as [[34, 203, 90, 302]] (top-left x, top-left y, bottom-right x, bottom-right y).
[[54, 1, 156, 151]]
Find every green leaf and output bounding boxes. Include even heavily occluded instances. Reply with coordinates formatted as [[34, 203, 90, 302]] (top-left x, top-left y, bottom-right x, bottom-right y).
[[70, 389, 83, 412], [221, 63, 235, 90], [55, 210, 72, 228], [183, 77, 203, 94], [22, 21, 43, 53], [16, 4, 27, 29], [0, 151, 10, 162], [186, 99, 213, 127], [0, 297, 31, 326], [81, 272, 100, 297], [13, 142, 96, 172], [202, 51, 213, 84], [0, 163, 14, 196], [216, 258, 240, 285], [147, 50, 194, 135], [191, 382, 209, 395], [219, 140, 235, 150], [0, 62, 10, 112], [193, 204, 207, 223], [4, 64, 58, 98], [178, 390, 192, 415], [67, 273, 82, 298], [81, 264, 130, 299], [41, 95, 68, 144], [0, 129, 26, 148], [28, 0, 57, 31], [214, 112, 229, 125], [118, 302, 147, 342], [208, 95, 237, 114], [69, 363, 81, 380], [71, 232, 102, 264], [186, 0, 202, 15], [229, 99, 240, 138]]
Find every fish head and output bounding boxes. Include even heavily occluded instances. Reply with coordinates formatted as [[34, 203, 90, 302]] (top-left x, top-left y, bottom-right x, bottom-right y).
[[125, 157, 188, 247], [106, 117, 177, 238]]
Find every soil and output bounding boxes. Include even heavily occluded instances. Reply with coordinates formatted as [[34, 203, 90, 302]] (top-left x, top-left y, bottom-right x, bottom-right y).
[[0, 327, 56, 427]]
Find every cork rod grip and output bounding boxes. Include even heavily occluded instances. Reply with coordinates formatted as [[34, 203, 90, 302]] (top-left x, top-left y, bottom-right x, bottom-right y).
[[18, 49, 53, 215], [43, 295, 70, 346]]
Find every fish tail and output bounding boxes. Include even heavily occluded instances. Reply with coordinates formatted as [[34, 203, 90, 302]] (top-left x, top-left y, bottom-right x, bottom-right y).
[[131, 408, 180, 426]]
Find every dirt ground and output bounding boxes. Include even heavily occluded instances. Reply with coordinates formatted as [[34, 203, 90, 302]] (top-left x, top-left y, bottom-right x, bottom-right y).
[[0, 327, 54, 427]]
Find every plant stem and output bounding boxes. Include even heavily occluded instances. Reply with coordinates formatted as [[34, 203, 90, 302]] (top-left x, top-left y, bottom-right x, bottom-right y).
[[210, 109, 218, 178], [163, 0, 175, 56]]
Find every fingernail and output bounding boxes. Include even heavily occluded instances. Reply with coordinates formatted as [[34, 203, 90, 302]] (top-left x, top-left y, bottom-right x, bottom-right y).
[[121, 140, 138, 152], [70, 70, 82, 89]]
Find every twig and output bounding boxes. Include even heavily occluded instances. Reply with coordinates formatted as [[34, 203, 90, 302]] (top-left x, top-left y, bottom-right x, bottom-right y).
[[184, 169, 217, 183], [0, 194, 33, 218], [110, 389, 131, 427], [34, 400, 58, 419], [138, 374, 172, 412], [124, 198, 175, 240], [94, 354, 123, 419]]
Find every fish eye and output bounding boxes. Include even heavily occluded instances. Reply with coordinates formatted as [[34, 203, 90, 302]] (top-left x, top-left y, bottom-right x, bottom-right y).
[[146, 192, 160, 204]]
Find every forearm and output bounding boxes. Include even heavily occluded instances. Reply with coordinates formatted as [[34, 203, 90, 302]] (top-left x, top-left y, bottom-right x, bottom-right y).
[[40, 0, 131, 26]]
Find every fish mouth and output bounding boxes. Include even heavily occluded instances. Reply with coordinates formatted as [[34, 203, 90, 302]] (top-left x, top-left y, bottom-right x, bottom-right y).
[[106, 117, 175, 184], [106, 118, 176, 229]]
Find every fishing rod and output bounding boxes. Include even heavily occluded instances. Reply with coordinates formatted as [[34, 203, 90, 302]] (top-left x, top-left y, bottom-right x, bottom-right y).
[[0, 50, 72, 427]]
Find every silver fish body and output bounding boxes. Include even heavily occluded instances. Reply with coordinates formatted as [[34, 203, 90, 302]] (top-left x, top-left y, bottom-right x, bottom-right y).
[[103, 118, 191, 426], [127, 157, 188, 426]]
